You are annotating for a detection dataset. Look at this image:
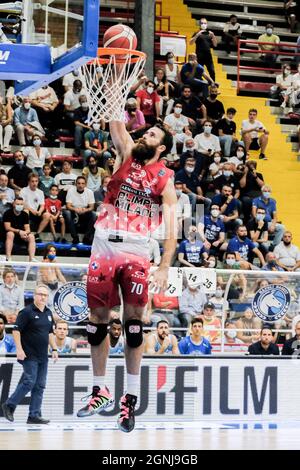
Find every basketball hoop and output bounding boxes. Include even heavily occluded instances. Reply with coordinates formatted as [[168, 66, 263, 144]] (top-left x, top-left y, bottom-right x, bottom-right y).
[[80, 47, 147, 123]]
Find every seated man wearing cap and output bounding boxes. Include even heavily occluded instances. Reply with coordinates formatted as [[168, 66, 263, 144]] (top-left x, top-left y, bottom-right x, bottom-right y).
[[199, 302, 222, 344]]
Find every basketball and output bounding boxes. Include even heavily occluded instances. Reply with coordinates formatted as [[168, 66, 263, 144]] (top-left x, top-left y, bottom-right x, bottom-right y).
[[103, 24, 137, 50]]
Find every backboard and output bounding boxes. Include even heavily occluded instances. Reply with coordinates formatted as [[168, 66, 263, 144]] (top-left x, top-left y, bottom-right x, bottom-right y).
[[0, 0, 99, 95]]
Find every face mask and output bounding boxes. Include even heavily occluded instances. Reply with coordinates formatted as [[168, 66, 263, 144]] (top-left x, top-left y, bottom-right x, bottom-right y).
[[16, 160, 24, 166], [81, 103, 89, 110], [47, 254, 56, 261], [227, 329, 237, 339], [147, 87, 154, 94], [74, 88, 81, 94], [266, 28, 273, 35], [15, 205, 23, 212], [215, 289, 223, 298], [223, 170, 232, 177], [93, 123, 100, 131], [263, 192, 270, 199], [77, 189, 84, 194], [174, 107, 182, 114], [4, 282, 15, 289], [237, 151, 244, 159], [284, 70, 291, 76], [214, 156, 221, 164], [208, 261, 215, 268], [49, 194, 57, 200], [210, 94, 218, 99], [33, 139, 41, 146], [0, 185, 7, 190], [200, 23, 208, 30], [23, 102, 31, 110], [185, 166, 195, 173], [175, 189, 182, 197], [73, 70, 79, 76], [239, 234, 247, 241], [226, 258, 236, 266], [204, 126, 212, 134], [168, 58, 174, 64], [256, 214, 265, 221], [103, 186, 108, 192], [211, 209, 220, 218]]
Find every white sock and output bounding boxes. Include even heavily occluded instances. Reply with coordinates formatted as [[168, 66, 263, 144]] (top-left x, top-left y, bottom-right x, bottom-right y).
[[126, 373, 140, 397], [93, 376, 105, 389]]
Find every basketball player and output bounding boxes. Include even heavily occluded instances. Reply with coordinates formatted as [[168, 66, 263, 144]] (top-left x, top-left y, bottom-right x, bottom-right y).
[[77, 119, 177, 432]]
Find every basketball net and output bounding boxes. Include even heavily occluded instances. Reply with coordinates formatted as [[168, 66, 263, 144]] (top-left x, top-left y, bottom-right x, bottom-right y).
[[80, 47, 147, 124]]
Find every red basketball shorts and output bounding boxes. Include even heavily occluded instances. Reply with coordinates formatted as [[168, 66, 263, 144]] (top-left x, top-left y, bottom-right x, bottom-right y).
[[87, 238, 150, 309]]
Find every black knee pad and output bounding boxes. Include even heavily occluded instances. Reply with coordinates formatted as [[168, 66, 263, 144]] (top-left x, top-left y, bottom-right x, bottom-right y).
[[124, 319, 143, 348], [86, 322, 108, 346]]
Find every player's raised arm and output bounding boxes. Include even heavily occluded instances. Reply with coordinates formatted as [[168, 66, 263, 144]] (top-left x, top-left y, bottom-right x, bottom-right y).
[[109, 121, 135, 170]]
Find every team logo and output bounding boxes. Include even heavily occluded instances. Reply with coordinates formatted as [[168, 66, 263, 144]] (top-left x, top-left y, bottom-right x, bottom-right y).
[[53, 281, 88, 323], [252, 284, 291, 322], [158, 169, 166, 177], [91, 261, 99, 271], [133, 271, 146, 279]]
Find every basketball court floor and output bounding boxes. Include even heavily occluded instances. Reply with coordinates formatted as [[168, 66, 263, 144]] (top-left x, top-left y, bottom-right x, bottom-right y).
[[1, 420, 300, 450]]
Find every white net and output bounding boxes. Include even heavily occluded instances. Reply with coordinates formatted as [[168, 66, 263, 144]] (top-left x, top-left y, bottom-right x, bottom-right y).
[[80, 48, 146, 124]]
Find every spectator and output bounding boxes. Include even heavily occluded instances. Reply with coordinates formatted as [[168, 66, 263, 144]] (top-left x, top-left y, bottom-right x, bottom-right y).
[[164, 51, 181, 96], [30, 84, 59, 131], [54, 160, 77, 204], [214, 163, 241, 201], [175, 157, 209, 213], [194, 120, 221, 156], [64, 176, 96, 245], [238, 160, 264, 222], [109, 318, 124, 355], [284, 0, 298, 32], [0, 269, 24, 324], [20, 173, 45, 232], [223, 250, 247, 272], [149, 237, 161, 266], [178, 317, 212, 355], [64, 80, 86, 121], [14, 97, 44, 147], [180, 53, 214, 97], [262, 252, 285, 271], [223, 14, 241, 54], [125, 97, 146, 140], [247, 207, 270, 256], [228, 225, 265, 266], [203, 84, 225, 127], [273, 231, 300, 271], [208, 151, 225, 180], [178, 285, 207, 327], [164, 102, 191, 155], [175, 85, 207, 130], [174, 180, 192, 237], [23, 135, 52, 177], [7, 150, 31, 192], [73, 95, 91, 156], [198, 204, 226, 256], [223, 320, 245, 351], [258, 24, 280, 67], [0, 173, 14, 222], [39, 163, 55, 197], [38, 245, 67, 306], [62, 69, 83, 91], [180, 137, 208, 179], [3, 197, 36, 262], [82, 155, 106, 194], [0, 96, 13, 152], [208, 284, 229, 317], [217, 107, 238, 157], [154, 67, 173, 116], [241, 109, 269, 160], [274, 64, 294, 113], [248, 326, 280, 355], [290, 63, 300, 110], [211, 185, 240, 233], [199, 301, 221, 343], [252, 185, 285, 247], [136, 79, 161, 126], [282, 319, 300, 355], [190, 18, 217, 82], [236, 308, 261, 345], [229, 145, 247, 169], [95, 175, 111, 206], [151, 291, 181, 328], [130, 68, 148, 95], [51, 320, 76, 354], [103, 154, 116, 177], [1, 284, 58, 425], [83, 121, 111, 166], [37, 185, 66, 242], [178, 224, 206, 267], [144, 319, 179, 354], [0, 313, 16, 353]]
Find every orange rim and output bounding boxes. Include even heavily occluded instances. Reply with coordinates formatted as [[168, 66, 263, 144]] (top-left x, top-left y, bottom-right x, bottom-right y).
[[86, 47, 146, 65]]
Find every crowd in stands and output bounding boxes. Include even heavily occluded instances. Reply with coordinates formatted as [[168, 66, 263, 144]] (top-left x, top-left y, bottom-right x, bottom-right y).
[[0, 8, 300, 355]]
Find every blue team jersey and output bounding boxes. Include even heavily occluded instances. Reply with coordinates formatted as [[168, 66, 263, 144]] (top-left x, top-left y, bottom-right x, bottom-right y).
[[227, 236, 255, 261], [0, 334, 16, 354], [203, 216, 225, 242], [109, 337, 124, 355], [178, 336, 212, 355], [178, 239, 204, 265]]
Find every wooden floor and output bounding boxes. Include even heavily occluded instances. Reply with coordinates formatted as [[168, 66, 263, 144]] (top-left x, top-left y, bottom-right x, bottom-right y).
[[1, 421, 300, 450]]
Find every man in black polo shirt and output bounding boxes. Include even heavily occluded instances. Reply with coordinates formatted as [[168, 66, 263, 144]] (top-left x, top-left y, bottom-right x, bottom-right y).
[[282, 320, 300, 355], [7, 150, 31, 192], [1, 284, 58, 424], [248, 326, 280, 355]]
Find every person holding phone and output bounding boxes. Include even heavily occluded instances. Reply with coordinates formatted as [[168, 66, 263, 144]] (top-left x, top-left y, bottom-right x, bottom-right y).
[[241, 109, 269, 160]]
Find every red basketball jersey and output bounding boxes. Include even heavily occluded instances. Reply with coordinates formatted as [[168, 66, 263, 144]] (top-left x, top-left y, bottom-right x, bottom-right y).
[[95, 157, 173, 238]]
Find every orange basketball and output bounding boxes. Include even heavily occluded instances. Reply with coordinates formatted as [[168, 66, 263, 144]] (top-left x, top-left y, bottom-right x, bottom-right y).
[[103, 24, 137, 50]]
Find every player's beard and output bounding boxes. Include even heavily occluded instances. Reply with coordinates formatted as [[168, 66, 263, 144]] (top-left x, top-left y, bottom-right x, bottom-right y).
[[132, 138, 157, 164], [158, 333, 167, 341]]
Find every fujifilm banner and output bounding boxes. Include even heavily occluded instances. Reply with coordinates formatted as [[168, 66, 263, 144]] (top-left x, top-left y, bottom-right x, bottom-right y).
[[0, 357, 299, 422]]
